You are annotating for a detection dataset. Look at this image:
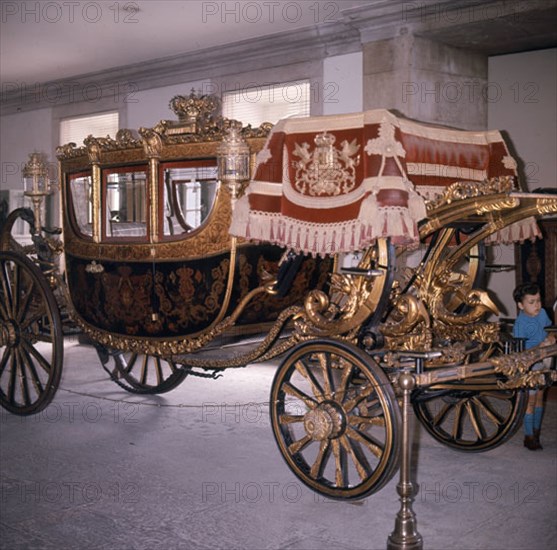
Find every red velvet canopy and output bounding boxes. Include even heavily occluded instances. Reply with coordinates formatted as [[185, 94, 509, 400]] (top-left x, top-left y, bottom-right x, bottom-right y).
[[230, 110, 538, 256]]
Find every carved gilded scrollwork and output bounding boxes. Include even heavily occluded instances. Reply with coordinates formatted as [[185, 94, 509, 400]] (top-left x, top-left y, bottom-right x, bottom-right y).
[[496, 371, 557, 390], [295, 240, 391, 338], [380, 294, 432, 352], [474, 197, 519, 215], [492, 344, 557, 389], [433, 321, 500, 345], [429, 277, 499, 326], [382, 294, 430, 337], [139, 127, 163, 158], [536, 198, 557, 215], [84, 136, 102, 164], [425, 176, 515, 212]]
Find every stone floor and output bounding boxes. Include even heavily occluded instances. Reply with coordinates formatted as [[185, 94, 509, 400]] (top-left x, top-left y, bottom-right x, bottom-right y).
[[1, 339, 556, 550]]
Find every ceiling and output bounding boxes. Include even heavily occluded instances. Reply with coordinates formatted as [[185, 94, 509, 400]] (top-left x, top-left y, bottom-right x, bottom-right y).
[[1, 0, 556, 88], [0, 0, 370, 85]]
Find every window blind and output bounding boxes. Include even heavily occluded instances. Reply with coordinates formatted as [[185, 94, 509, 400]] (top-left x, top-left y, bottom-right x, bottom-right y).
[[222, 81, 310, 127], [60, 111, 119, 146]]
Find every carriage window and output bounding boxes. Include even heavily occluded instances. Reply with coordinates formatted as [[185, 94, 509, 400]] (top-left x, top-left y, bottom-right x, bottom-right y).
[[69, 174, 93, 237], [104, 170, 147, 238], [162, 165, 219, 236]]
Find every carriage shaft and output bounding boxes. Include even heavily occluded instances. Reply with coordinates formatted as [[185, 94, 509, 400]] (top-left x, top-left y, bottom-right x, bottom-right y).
[[414, 343, 557, 388]]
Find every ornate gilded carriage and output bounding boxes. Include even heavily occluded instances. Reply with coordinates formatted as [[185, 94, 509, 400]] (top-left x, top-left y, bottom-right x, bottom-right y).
[[1, 94, 556, 525]]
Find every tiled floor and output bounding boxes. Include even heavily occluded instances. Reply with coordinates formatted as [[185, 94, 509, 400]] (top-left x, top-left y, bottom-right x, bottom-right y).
[[1, 340, 556, 550]]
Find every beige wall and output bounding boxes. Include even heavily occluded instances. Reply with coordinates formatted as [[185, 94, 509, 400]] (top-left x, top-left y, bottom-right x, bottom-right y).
[[487, 48, 557, 317]]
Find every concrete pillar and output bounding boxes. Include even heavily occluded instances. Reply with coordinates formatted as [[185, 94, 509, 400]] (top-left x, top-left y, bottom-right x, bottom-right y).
[[363, 33, 488, 130]]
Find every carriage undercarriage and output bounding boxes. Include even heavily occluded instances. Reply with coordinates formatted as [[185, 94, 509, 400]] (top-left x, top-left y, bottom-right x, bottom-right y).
[[1, 95, 556, 547]]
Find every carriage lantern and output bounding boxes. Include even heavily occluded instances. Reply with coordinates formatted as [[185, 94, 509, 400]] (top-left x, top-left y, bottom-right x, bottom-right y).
[[22, 152, 54, 232], [216, 121, 250, 203]]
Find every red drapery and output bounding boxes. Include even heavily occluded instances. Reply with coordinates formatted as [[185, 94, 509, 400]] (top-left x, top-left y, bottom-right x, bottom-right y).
[[231, 110, 538, 256]]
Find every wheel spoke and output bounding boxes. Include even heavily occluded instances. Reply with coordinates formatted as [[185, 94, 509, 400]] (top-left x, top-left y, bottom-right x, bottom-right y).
[[331, 438, 348, 488], [466, 400, 487, 440], [167, 360, 178, 374], [16, 348, 32, 406], [21, 338, 51, 375], [451, 401, 465, 440], [335, 360, 354, 403], [317, 352, 334, 400], [431, 400, 453, 427], [288, 434, 312, 455], [477, 390, 513, 400], [475, 395, 505, 426], [124, 353, 138, 376], [343, 384, 375, 414], [348, 414, 385, 428], [294, 358, 325, 401], [7, 351, 17, 405], [0, 262, 14, 317], [310, 440, 331, 479], [19, 344, 45, 395], [282, 382, 318, 410], [0, 346, 11, 378], [16, 272, 35, 325], [154, 357, 163, 386], [12, 262, 21, 317], [279, 414, 304, 425], [20, 309, 46, 332], [139, 355, 149, 385], [345, 425, 384, 459], [340, 434, 373, 481]]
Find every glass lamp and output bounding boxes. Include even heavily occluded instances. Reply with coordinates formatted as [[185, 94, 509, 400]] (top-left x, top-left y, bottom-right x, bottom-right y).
[[216, 121, 250, 204], [23, 152, 53, 231]]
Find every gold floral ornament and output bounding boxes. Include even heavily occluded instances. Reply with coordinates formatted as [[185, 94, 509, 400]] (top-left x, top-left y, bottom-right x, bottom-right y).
[[292, 132, 360, 196]]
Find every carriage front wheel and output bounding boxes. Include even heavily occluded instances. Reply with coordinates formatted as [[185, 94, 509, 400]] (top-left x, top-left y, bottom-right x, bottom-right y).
[[270, 339, 401, 500], [0, 251, 63, 415]]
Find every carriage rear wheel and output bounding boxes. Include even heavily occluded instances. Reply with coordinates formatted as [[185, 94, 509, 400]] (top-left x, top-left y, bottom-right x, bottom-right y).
[[0, 251, 63, 415], [413, 378, 526, 452], [102, 350, 188, 394], [270, 339, 401, 500]]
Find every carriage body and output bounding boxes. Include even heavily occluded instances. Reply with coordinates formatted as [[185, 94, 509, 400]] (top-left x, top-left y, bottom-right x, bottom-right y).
[[56, 118, 332, 352]]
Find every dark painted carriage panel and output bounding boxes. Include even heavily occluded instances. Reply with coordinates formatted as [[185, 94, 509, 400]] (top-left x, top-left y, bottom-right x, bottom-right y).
[[66, 245, 333, 338], [66, 252, 232, 337]]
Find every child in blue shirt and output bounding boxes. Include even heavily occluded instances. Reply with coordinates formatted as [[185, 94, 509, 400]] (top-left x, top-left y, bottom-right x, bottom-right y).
[[512, 283, 554, 450]]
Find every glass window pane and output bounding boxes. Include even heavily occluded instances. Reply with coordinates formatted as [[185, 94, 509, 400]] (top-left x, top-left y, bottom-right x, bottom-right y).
[[163, 165, 219, 237], [69, 174, 93, 237], [105, 171, 147, 238]]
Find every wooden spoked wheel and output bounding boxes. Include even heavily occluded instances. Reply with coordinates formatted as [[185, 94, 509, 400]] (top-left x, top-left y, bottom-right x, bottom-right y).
[[0, 251, 63, 415], [413, 379, 526, 452], [270, 339, 401, 500], [107, 351, 188, 394]]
